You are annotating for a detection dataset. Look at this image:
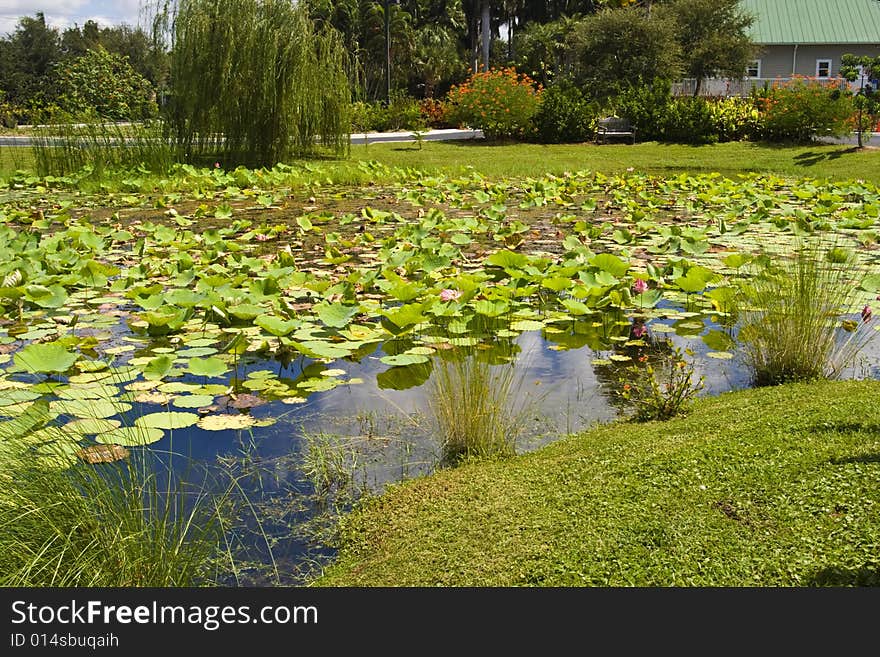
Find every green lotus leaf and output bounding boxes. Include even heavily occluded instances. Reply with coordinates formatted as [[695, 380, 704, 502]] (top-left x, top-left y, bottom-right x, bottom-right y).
[[187, 357, 228, 378], [135, 411, 199, 430], [255, 314, 298, 337], [590, 253, 629, 278], [380, 353, 430, 367], [315, 302, 360, 329], [486, 250, 528, 269], [142, 355, 174, 380], [172, 394, 216, 409], [14, 342, 80, 374], [96, 426, 165, 446]]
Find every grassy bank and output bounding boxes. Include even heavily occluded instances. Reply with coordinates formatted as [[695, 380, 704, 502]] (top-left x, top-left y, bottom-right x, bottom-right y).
[[351, 140, 880, 183], [3, 139, 880, 185], [316, 380, 880, 586]]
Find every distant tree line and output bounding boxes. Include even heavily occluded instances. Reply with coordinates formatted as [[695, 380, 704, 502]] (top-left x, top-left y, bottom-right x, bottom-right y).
[[0, 12, 167, 124]]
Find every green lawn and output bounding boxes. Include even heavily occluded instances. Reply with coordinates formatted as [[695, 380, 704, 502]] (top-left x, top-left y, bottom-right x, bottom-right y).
[[316, 380, 880, 586], [3, 139, 880, 185], [351, 140, 880, 183]]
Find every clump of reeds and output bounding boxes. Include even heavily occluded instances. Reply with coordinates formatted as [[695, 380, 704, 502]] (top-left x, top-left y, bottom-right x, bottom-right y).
[[428, 352, 531, 466], [737, 240, 876, 386], [0, 423, 236, 586]]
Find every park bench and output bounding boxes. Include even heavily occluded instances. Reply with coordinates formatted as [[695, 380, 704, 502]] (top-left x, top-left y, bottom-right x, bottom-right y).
[[595, 116, 636, 144]]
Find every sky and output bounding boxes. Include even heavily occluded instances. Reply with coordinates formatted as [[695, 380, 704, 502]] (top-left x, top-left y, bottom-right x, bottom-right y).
[[0, 0, 150, 38]]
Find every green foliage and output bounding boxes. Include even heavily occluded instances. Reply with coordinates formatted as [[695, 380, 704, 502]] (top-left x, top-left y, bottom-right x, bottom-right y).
[[660, 97, 718, 144], [571, 7, 681, 100], [56, 47, 158, 121], [708, 97, 762, 142], [511, 16, 582, 88], [666, 0, 756, 96], [840, 54, 880, 148], [428, 352, 528, 466], [616, 343, 705, 421], [755, 78, 855, 143], [615, 80, 674, 142], [737, 241, 876, 386], [530, 82, 598, 144], [445, 68, 542, 140], [168, 0, 351, 167], [351, 93, 425, 133]]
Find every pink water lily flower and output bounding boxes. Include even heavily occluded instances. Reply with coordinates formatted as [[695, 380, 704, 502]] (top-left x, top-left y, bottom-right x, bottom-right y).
[[632, 278, 648, 295], [862, 305, 873, 322], [439, 288, 462, 302]]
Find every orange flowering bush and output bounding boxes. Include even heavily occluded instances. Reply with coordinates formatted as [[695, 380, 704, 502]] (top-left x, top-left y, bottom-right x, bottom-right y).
[[444, 68, 542, 140], [754, 77, 854, 142]]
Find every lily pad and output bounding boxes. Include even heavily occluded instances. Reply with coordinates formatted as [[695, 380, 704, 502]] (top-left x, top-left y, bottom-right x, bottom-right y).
[[135, 411, 199, 430], [96, 426, 165, 446], [14, 342, 79, 374], [187, 357, 228, 378], [196, 414, 259, 431]]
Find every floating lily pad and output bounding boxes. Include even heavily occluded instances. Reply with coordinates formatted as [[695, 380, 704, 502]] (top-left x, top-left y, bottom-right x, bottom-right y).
[[380, 353, 430, 367], [50, 399, 132, 419], [187, 357, 228, 377], [14, 342, 79, 374], [63, 418, 122, 434], [135, 411, 199, 430], [172, 394, 216, 409], [96, 426, 165, 446], [196, 414, 259, 431]]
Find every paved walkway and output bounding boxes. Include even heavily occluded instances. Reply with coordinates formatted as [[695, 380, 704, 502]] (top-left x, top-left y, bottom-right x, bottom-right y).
[[0, 128, 486, 147]]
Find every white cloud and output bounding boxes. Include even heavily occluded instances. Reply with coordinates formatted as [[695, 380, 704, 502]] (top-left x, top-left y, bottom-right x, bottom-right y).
[[1, 0, 147, 37]]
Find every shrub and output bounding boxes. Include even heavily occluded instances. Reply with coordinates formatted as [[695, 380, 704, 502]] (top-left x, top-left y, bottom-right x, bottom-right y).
[[661, 97, 718, 144], [530, 82, 598, 143], [55, 47, 157, 121], [736, 241, 876, 386], [616, 342, 705, 421], [350, 93, 424, 133], [755, 77, 854, 142], [445, 67, 542, 140], [419, 98, 452, 129], [708, 96, 762, 142], [615, 80, 673, 142]]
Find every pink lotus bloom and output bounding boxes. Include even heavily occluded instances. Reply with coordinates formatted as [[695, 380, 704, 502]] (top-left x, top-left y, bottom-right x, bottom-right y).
[[862, 305, 873, 322], [439, 289, 462, 302], [632, 278, 648, 295], [632, 323, 647, 338]]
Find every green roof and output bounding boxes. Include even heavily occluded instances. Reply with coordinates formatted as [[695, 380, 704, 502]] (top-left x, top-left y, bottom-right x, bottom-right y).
[[741, 0, 880, 44]]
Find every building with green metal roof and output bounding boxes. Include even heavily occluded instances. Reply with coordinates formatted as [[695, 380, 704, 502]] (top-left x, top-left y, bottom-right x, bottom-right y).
[[741, 0, 880, 80]]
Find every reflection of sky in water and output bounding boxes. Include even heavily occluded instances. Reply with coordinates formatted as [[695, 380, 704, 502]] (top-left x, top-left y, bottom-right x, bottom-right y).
[[134, 309, 879, 578]]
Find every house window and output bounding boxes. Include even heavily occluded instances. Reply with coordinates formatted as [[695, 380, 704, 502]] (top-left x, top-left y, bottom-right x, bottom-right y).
[[816, 59, 832, 78], [746, 59, 761, 78]]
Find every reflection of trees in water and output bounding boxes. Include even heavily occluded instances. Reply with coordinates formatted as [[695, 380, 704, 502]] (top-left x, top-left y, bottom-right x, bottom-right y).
[[589, 314, 678, 415]]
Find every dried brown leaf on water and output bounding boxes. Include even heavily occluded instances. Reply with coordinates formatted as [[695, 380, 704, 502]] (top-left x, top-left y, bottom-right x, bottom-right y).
[[76, 444, 130, 464]]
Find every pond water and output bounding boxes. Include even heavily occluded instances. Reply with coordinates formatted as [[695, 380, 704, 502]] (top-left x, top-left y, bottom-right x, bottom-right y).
[[2, 167, 879, 583]]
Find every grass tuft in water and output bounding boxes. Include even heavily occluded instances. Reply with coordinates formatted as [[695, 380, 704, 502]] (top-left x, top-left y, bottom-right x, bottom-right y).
[[428, 352, 533, 466], [0, 418, 241, 586], [737, 240, 877, 386]]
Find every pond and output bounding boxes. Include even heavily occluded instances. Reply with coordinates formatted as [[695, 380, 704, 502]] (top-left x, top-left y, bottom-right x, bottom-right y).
[[1, 164, 878, 583]]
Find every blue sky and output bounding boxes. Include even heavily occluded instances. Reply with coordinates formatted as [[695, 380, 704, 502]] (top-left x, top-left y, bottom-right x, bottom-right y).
[[1, 0, 148, 38]]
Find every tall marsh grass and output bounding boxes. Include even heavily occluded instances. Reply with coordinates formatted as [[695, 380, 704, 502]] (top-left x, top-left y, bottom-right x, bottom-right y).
[[0, 424, 237, 586], [32, 117, 175, 177], [428, 353, 532, 465], [737, 241, 876, 386]]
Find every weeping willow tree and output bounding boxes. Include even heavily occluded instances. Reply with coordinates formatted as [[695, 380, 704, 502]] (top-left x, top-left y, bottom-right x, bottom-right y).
[[167, 0, 351, 167]]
